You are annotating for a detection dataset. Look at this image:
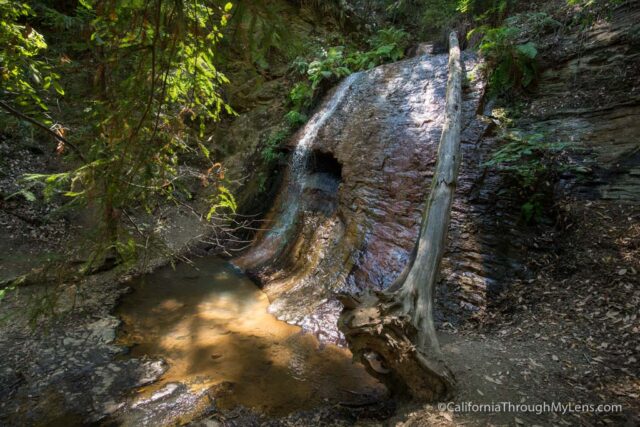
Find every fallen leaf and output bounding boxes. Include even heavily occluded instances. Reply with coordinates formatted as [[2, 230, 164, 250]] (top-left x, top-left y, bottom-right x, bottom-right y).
[[484, 375, 503, 385]]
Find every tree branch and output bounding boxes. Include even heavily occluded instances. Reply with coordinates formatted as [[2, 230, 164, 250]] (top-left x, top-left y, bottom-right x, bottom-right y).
[[0, 100, 86, 162]]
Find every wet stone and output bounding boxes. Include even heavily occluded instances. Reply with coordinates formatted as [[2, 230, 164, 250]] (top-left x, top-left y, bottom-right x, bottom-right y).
[[238, 52, 528, 339]]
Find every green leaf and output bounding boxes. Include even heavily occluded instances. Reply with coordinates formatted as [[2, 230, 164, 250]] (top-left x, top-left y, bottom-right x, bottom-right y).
[[52, 80, 65, 95], [63, 191, 85, 197], [7, 189, 36, 202], [198, 143, 210, 159], [516, 42, 538, 59], [206, 185, 237, 221]]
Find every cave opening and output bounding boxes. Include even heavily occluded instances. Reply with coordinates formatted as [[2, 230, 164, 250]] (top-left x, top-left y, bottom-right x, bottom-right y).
[[302, 150, 343, 215], [307, 150, 343, 181]]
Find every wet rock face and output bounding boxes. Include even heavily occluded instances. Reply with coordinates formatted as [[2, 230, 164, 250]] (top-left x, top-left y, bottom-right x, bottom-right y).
[[330, 55, 452, 291], [238, 52, 528, 339]]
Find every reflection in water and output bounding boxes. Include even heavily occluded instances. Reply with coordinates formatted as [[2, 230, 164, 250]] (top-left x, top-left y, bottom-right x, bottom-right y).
[[117, 257, 384, 416]]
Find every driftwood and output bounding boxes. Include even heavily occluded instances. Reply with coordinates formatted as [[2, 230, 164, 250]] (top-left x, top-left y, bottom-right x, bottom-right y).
[[338, 31, 463, 401]]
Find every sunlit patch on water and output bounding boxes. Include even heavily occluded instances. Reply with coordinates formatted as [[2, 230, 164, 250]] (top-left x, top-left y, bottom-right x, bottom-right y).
[[116, 257, 384, 416]]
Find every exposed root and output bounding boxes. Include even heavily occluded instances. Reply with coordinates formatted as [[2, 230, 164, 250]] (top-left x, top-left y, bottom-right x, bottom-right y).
[[338, 291, 455, 401]]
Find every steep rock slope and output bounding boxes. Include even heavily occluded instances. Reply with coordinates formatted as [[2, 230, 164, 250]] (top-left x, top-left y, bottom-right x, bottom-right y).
[[236, 51, 529, 340]]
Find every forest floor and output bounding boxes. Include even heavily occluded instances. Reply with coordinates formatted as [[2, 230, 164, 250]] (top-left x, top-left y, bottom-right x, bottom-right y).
[[0, 138, 75, 284], [389, 199, 640, 427]]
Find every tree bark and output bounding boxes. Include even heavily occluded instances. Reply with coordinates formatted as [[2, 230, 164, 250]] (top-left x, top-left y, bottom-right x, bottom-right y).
[[338, 31, 463, 401]]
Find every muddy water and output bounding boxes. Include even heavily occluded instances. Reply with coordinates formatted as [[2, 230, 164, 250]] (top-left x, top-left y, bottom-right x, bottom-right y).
[[116, 257, 384, 416]]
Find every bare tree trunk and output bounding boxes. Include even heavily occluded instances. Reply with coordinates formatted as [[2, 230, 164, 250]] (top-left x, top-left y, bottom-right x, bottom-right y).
[[338, 31, 463, 401]]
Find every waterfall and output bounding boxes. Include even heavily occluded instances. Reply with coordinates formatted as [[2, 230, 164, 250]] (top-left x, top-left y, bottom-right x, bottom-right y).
[[233, 73, 360, 268], [267, 72, 360, 236], [235, 51, 492, 343]]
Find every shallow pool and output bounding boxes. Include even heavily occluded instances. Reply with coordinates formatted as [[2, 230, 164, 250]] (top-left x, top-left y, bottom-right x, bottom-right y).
[[116, 257, 383, 416]]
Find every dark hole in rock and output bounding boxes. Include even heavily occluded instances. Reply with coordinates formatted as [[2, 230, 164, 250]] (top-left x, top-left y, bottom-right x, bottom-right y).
[[302, 150, 342, 215], [307, 150, 342, 181]]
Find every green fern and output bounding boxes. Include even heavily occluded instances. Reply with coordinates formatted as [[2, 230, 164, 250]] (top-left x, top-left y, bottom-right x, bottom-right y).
[[473, 25, 539, 95], [285, 110, 308, 128], [261, 129, 289, 164], [307, 47, 352, 89], [206, 185, 238, 221], [484, 130, 579, 223], [348, 27, 409, 70]]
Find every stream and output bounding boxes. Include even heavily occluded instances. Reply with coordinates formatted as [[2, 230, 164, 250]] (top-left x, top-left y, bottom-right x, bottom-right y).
[[116, 256, 385, 417]]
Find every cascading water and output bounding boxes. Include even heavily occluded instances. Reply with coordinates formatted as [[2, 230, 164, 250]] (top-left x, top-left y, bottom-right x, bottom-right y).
[[235, 72, 361, 266], [272, 72, 360, 234]]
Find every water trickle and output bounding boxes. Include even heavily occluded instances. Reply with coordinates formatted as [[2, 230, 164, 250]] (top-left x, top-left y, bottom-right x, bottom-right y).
[[269, 73, 359, 236], [234, 73, 360, 269]]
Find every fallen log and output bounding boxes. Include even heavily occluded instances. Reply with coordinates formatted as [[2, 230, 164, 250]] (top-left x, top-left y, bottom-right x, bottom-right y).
[[338, 30, 463, 401]]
